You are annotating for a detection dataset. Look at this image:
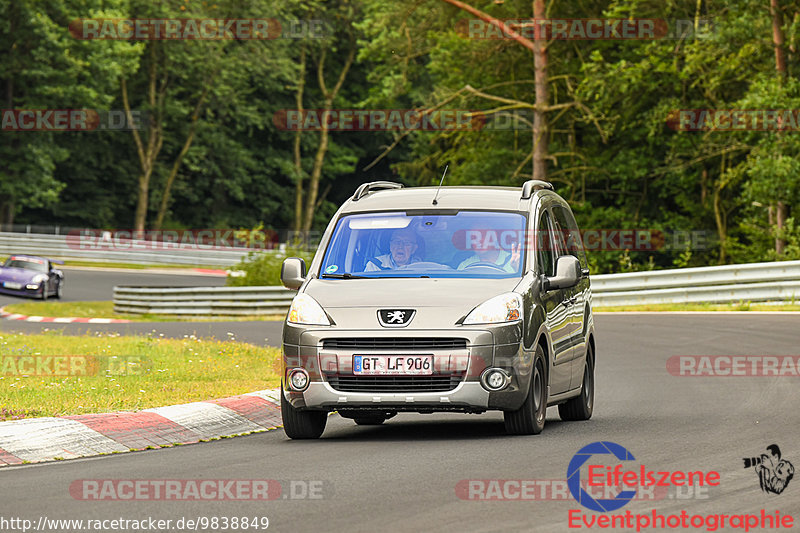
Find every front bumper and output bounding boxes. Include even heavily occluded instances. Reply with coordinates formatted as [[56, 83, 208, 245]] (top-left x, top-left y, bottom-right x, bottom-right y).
[[0, 285, 43, 298], [282, 323, 532, 412], [286, 381, 491, 413]]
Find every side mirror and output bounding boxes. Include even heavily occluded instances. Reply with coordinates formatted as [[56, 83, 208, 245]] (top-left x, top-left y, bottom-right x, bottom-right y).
[[281, 257, 306, 290], [543, 255, 581, 291]]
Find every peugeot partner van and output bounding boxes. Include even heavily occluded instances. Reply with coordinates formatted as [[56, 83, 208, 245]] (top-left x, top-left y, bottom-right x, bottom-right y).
[[279, 180, 595, 439]]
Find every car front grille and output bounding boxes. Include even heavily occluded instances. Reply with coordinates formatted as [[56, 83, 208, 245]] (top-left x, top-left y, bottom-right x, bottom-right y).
[[326, 374, 463, 393], [321, 338, 468, 350]]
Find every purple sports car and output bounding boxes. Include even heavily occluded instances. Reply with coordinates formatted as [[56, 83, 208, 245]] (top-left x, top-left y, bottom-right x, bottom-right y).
[[0, 255, 64, 300]]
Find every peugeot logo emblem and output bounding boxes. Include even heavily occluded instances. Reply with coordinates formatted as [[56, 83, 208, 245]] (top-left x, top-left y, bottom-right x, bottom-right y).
[[378, 309, 416, 327]]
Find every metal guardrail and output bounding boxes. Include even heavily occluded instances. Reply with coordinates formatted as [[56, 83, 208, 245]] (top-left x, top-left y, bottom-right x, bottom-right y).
[[591, 260, 800, 306], [0, 232, 262, 266], [113, 286, 296, 316], [112, 260, 800, 317]]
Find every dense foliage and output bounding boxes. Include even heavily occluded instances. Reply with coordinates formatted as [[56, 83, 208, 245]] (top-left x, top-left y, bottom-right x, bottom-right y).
[[3, 0, 800, 273]]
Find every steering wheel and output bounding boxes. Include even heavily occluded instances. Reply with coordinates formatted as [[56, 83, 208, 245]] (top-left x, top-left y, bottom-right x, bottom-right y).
[[463, 261, 506, 271], [397, 261, 453, 271]]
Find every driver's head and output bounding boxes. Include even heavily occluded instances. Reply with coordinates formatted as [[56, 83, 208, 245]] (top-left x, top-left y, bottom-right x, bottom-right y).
[[389, 228, 418, 266]]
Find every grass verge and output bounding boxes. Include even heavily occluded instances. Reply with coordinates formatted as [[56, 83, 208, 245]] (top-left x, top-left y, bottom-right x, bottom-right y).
[[0, 331, 281, 419], [594, 302, 800, 312], [1, 301, 284, 322]]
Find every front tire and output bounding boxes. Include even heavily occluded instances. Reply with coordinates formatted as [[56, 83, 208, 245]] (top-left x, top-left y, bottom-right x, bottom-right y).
[[504, 344, 547, 435], [55, 279, 63, 299], [559, 342, 594, 421], [280, 385, 327, 439], [40, 283, 48, 301]]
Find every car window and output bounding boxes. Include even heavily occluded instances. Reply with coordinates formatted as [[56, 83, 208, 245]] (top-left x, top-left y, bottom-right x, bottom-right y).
[[4, 257, 47, 272], [319, 211, 527, 279], [552, 204, 588, 269], [536, 210, 556, 277]]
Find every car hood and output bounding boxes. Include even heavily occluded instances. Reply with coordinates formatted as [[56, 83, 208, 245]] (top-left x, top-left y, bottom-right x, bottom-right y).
[[0, 267, 43, 283], [303, 277, 520, 309]]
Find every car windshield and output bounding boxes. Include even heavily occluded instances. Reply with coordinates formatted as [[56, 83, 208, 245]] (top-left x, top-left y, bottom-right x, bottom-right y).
[[4, 257, 47, 272], [319, 211, 526, 279]]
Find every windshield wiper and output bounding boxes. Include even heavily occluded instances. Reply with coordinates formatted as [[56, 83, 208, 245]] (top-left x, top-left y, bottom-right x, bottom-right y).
[[321, 273, 368, 279]]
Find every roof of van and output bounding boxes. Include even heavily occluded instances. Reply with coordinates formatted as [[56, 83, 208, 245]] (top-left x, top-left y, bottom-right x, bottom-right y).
[[341, 186, 550, 212]]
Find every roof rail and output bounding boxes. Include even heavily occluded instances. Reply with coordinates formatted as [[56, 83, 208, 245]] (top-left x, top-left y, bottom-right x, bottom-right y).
[[352, 181, 404, 201], [520, 179, 554, 199]]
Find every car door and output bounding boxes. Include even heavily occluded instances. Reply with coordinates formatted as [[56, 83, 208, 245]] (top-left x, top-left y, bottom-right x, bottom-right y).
[[552, 204, 590, 390], [536, 208, 571, 394]]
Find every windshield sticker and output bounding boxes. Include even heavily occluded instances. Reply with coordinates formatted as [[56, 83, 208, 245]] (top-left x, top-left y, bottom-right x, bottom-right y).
[[325, 264, 339, 273]]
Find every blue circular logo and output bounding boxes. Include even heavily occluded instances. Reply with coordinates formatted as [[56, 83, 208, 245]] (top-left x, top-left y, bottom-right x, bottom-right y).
[[567, 441, 637, 512]]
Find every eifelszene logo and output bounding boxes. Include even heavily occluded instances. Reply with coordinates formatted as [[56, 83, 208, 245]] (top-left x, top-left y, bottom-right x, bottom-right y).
[[567, 441, 721, 512], [744, 444, 794, 495]]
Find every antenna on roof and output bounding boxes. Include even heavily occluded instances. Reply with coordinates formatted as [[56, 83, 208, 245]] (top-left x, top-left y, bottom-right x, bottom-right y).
[[432, 165, 448, 205]]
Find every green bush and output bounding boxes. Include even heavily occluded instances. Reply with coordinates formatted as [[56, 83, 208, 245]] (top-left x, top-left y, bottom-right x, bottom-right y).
[[226, 248, 315, 287]]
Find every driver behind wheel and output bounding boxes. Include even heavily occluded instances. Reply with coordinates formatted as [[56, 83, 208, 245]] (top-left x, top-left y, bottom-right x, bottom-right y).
[[457, 228, 521, 273], [364, 228, 422, 271]]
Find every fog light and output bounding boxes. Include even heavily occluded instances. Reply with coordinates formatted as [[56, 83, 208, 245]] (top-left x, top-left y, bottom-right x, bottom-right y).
[[480, 368, 511, 391], [288, 369, 309, 391], [26, 284, 39, 290]]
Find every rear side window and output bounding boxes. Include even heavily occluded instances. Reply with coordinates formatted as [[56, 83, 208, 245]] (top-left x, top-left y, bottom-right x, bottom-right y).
[[536, 211, 556, 277], [551, 204, 588, 270]]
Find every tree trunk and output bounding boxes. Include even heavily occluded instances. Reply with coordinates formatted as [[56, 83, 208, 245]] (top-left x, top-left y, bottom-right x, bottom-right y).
[[303, 104, 331, 232], [713, 185, 726, 264], [770, 0, 788, 254], [440, 0, 549, 180], [775, 201, 786, 255], [124, 45, 165, 233], [3, 66, 15, 228], [771, 0, 787, 77], [293, 46, 307, 234], [301, 43, 355, 232], [135, 173, 151, 234], [0, 201, 14, 227], [532, 0, 548, 180], [153, 80, 214, 230]]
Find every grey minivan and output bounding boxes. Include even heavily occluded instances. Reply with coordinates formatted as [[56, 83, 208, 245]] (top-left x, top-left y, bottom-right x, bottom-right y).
[[279, 180, 595, 439]]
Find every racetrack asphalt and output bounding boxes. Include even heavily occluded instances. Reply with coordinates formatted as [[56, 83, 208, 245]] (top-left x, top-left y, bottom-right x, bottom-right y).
[[1, 313, 798, 532], [0, 267, 286, 342], [0, 267, 226, 306]]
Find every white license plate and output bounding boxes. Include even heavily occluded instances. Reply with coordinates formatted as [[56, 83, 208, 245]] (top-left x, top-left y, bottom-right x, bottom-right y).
[[3, 282, 22, 290], [353, 355, 433, 375]]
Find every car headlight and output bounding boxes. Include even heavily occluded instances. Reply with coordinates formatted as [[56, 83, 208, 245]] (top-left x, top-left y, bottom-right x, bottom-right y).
[[287, 293, 331, 326], [32, 275, 48, 283], [463, 292, 522, 325]]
